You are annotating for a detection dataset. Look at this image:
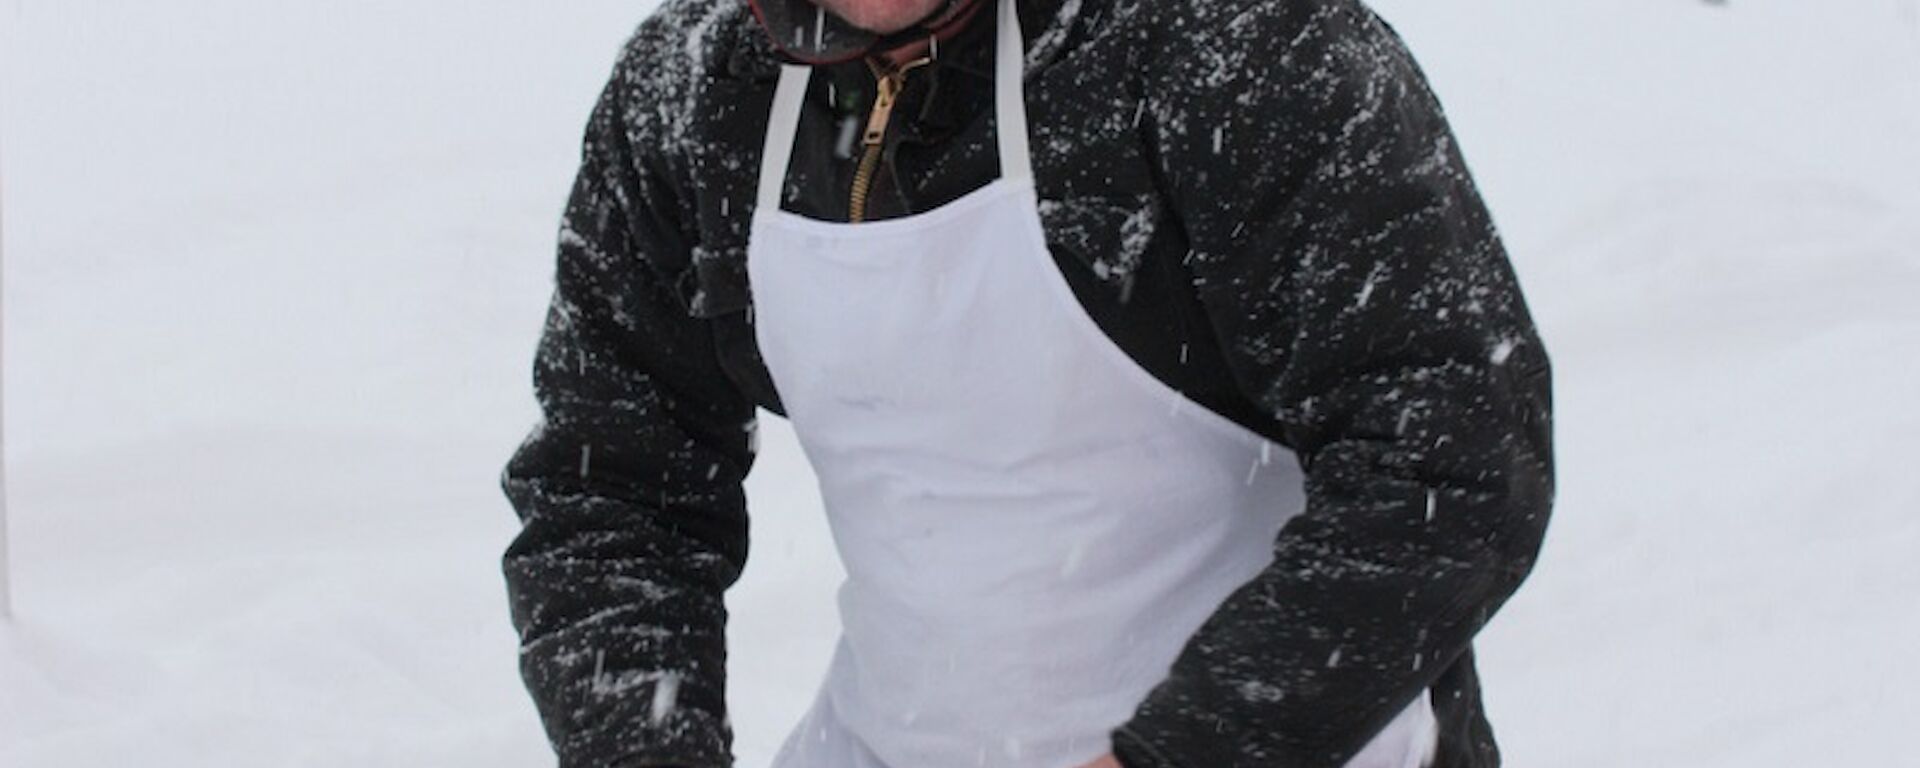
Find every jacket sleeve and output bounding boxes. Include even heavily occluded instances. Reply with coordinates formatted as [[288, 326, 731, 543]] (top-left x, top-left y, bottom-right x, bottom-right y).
[[500, 26, 757, 768], [1112, 3, 1554, 766]]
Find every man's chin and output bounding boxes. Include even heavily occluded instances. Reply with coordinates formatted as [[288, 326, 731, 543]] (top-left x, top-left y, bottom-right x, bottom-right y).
[[838, 14, 917, 35], [821, 1, 946, 35]]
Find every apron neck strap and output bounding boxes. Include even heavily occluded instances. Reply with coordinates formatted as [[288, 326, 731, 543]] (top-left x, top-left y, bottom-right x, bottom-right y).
[[755, 0, 1033, 214], [992, 0, 1033, 182], [757, 64, 812, 213]]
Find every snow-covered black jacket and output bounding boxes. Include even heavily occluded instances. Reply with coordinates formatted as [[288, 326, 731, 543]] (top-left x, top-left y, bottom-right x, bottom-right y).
[[500, 1, 1555, 766]]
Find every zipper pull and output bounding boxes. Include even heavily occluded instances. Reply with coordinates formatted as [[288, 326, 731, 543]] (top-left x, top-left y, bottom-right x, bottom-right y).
[[863, 71, 905, 147]]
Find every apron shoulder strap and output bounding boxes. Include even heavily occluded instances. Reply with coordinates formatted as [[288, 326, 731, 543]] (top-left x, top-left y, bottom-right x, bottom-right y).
[[994, 0, 1034, 182], [756, 64, 813, 213]]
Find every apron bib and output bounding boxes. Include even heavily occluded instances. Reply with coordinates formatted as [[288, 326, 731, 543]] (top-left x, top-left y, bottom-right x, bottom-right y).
[[746, 1, 1437, 765]]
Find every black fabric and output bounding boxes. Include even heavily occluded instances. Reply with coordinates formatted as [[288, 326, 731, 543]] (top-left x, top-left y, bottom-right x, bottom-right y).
[[501, 1, 1554, 767]]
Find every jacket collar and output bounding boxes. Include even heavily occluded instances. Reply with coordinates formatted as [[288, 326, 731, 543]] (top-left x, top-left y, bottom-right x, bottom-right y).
[[738, 0, 1074, 79]]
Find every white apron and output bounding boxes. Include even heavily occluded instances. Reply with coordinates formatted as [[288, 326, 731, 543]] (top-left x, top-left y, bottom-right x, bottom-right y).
[[746, 1, 1437, 765]]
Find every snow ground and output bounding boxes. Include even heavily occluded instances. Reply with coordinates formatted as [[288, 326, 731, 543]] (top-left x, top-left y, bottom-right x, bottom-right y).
[[3, 0, 1917, 766]]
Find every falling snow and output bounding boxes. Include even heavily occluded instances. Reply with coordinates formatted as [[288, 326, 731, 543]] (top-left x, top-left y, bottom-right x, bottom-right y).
[[501, 0, 1560, 765], [4, 0, 1912, 767]]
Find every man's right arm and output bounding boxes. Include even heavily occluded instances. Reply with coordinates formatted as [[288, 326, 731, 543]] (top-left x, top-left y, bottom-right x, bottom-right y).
[[501, 21, 757, 768]]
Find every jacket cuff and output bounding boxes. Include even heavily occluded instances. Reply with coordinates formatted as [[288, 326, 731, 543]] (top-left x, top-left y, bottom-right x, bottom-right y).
[[556, 703, 731, 768], [1111, 723, 1186, 768], [1112, 688, 1300, 768]]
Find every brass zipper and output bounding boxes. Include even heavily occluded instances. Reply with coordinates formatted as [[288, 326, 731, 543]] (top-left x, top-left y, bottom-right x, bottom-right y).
[[848, 56, 931, 223]]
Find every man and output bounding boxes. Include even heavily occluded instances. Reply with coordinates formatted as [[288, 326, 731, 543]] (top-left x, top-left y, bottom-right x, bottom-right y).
[[500, 0, 1554, 766]]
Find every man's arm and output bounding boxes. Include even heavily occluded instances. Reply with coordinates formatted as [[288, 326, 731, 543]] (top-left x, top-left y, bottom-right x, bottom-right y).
[[501, 20, 754, 768], [1113, 2, 1553, 766]]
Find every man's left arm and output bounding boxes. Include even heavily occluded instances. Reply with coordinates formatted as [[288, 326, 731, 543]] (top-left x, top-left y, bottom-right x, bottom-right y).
[[1111, 2, 1553, 766]]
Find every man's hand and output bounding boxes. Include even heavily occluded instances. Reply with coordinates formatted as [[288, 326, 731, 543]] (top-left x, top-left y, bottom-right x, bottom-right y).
[[1074, 755, 1122, 768]]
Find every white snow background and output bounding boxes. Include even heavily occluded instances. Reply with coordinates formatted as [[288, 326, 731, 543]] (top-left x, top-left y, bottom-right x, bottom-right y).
[[3, 0, 1917, 765]]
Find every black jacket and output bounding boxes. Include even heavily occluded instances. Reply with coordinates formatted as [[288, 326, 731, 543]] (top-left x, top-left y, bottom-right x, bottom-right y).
[[500, 1, 1555, 766]]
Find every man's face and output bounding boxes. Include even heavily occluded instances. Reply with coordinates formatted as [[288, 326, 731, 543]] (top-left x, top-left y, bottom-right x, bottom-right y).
[[810, 0, 950, 34]]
